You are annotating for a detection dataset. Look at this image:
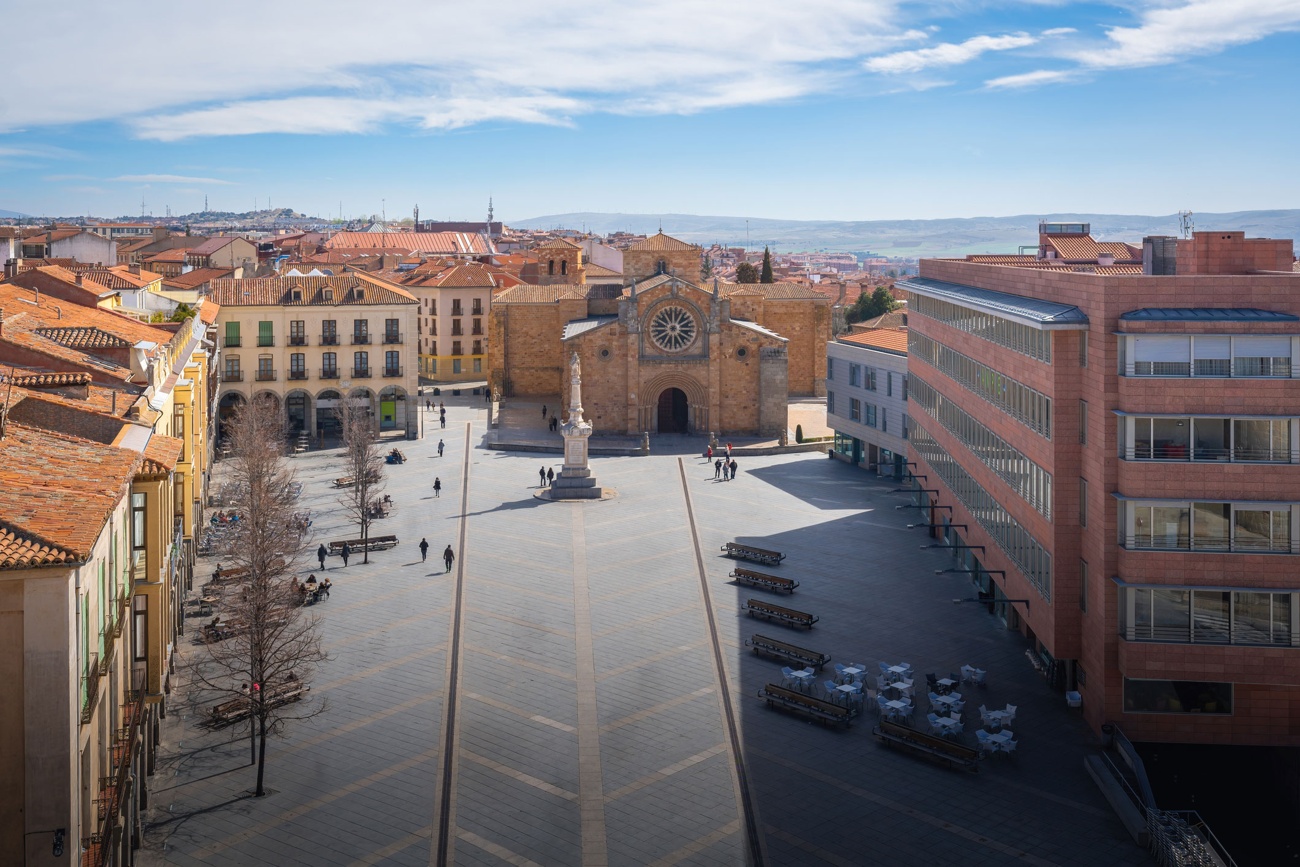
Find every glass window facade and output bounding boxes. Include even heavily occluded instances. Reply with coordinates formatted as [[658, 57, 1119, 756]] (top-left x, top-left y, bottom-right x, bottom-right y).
[[1122, 415, 1294, 462], [910, 420, 1053, 599], [910, 293, 1052, 362], [909, 333, 1052, 439], [1123, 333, 1294, 378], [1123, 679, 1232, 714], [909, 375, 1053, 519], [1120, 499, 1297, 553]]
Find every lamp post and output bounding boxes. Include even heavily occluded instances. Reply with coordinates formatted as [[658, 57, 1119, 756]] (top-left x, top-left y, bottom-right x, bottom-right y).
[[953, 597, 1031, 612], [907, 522, 967, 530]]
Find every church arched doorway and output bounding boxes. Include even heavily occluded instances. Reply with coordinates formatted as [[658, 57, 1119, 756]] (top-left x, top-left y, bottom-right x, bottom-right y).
[[657, 387, 689, 433]]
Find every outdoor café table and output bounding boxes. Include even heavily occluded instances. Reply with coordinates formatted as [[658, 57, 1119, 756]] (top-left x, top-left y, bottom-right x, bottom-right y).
[[884, 699, 910, 714], [839, 665, 865, 684], [984, 710, 1008, 730], [933, 694, 961, 711], [789, 669, 816, 690], [934, 716, 962, 736], [988, 730, 1014, 747], [936, 677, 958, 693], [886, 680, 912, 697], [832, 684, 859, 703], [886, 664, 910, 681]]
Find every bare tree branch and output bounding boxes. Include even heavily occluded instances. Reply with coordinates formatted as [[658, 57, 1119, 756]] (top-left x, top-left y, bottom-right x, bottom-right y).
[[337, 398, 386, 565], [193, 397, 327, 796]]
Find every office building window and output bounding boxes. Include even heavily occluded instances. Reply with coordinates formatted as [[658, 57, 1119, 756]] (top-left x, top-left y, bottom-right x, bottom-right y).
[[1123, 679, 1232, 714], [865, 404, 877, 428], [1079, 400, 1088, 445], [1123, 415, 1293, 462], [1079, 560, 1088, 613], [849, 398, 860, 421], [849, 364, 860, 387], [910, 293, 1052, 362], [827, 392, 835, 415], [1079, 477, 1088, 528], [909, 333, 1052, 439]]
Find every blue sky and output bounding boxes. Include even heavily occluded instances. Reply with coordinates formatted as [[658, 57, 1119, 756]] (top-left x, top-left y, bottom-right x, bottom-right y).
[[2, 0, 1298, 222]]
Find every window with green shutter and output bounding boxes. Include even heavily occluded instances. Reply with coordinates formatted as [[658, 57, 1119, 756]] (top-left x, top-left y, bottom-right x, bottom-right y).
[[224, 321, 240, 347], [258, 321, 274, 347]]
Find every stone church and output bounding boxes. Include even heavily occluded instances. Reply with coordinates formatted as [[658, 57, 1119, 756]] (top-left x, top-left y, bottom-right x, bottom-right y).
[[488, 232, 830, 436]]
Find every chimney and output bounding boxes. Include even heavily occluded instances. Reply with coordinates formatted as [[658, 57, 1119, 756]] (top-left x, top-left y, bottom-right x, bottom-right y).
[[53, 305, 61, 320], [129, 264, 141, 276], [75, 273, 84, 286], [1097, 253, 1114, 267]]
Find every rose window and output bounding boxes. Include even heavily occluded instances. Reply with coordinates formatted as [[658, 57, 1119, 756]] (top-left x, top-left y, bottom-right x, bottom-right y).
[[649, 306, 697, 352]]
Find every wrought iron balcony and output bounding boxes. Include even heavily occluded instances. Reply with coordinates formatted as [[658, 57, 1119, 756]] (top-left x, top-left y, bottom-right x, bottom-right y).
[[256, 369, 277, 382]]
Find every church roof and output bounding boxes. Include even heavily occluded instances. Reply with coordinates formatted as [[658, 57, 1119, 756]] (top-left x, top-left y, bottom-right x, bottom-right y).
[[535, 237, 584, 250], [492, 283, 590, 304], [562, 316, 618, 340], [731, 319, 787, 342], [722, 282, 824, 300], [627, 231, 697, 252], [584, 262, 622, 279]]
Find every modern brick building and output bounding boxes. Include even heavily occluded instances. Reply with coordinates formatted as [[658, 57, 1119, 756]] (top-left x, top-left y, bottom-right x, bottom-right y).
[[902, 224, 1300, 745]]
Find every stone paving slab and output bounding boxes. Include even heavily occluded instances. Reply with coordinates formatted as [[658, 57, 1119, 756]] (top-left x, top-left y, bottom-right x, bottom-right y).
[[143, 397, 1149, 867]]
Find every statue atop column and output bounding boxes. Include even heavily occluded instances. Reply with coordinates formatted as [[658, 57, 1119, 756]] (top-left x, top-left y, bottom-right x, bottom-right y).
[[547, 351, 604, 499]]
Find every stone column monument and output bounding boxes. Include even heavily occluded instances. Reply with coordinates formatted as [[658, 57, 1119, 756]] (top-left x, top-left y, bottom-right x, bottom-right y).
[[548, 353, 604, 499]]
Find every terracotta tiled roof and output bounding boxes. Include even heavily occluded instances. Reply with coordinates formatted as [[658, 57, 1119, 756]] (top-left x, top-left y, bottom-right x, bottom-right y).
[[162, 267, 234, 291], [401, 263, 509, 288], [74, 266, 163, 290], [535, 237, 584, 250], [721, 281, 825, 300], [626, 231, 698, 252], [7, 371, 92, 388], [34, 326, 132, 350], [584, 262, 622, 278], [1043, 235, 1141, 262], [5, 265, 116, 304], [839, 328, 909, 354], [139, 434, 183, 477], [323, 231, 490, 255], [207, 273, 417, 306], [145, 248, 188, 263], [197, 300, 220, 325], [21, 228, 84, 245], [492, 283, 591, 304], [966, 255, 1040, 265], [189, 236, 239, 256], [0, 423, 141, 569]]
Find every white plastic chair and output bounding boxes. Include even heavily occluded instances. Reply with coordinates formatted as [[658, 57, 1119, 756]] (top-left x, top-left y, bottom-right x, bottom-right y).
[[876, 674, 890, 692], [976, 730, 994, 756], [974, 668, 988, 687], [781, 666, 797, 687], [823, 680, 840, 701], [834, 662, 847, 679], [1000, 739, 1018, 757], [1003, 704, 1018, 726], [978, 704, 992, 724], [926, 713, 942, 735], [960, 664, 975, 683]]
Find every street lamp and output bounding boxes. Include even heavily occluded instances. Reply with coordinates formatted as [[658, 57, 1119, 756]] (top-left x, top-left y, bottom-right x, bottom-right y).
[[907, 522, 967, 530], [921, 543, 985, 552], [896, 503, 952, 511]]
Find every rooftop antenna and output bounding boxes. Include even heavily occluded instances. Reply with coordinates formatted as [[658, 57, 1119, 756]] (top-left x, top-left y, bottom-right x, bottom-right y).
[[204, 194, 208, 212], [1178, 210, 1194, 239], [141, 196, 146, 218], [487, 197, 493, 223]]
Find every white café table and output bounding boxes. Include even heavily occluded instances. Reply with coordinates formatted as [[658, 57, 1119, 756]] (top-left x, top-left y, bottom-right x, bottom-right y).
[[934, 716, 961, 735], [788, 669, 816, 690], [936, 677, 958, 692], [932, 694, 961, 711], [988, 730, 1014, 747], [886, 664, 910, 680], [984, 710, 1009, 729], [839, 665, 865, 683], [832, 684, 860, 703]]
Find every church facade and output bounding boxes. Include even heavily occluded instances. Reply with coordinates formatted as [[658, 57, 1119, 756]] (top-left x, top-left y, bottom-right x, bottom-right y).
[[489, 232, 830, 436]]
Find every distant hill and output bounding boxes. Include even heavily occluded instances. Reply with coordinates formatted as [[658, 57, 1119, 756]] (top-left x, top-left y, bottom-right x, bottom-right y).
[[509, 210, 1300, 258], [0, 208, 32, 219]]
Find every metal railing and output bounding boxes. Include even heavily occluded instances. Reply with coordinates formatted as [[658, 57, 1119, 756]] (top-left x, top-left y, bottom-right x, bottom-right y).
[[80, 654, 101, 725], [383, 367, 403, 377], [1125, 534, 1294, 554], [289, 335, 307, 346], [255, 369, 277, 381], [351, 333, 371, 345], [288, 370, 308, 380], [352, 367, 371, 378], [83, 678, 145, 867], [223, 336, 241, 347], [257, 336, 275, 347], [320, 368, 340, 379], [223, 370, 243, 382], [320, 334, 339, 345], [383, 332, 403, 344], [1130, 444, 1294, 462]]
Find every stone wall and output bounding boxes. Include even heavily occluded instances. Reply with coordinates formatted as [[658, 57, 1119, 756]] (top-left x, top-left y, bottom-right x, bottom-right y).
[[624, 247, 702, 284]]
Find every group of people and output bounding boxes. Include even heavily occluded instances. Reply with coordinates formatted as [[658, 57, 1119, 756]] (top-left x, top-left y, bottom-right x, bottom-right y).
[[366, 494, 393, 519], [210, 510, 241, 525], [714, 457, 740, 480], [418, 537, 455, 572], [387, 448, 407, 464], [425, 399, 448, 429], [538, 465, 555, 486], [290, 574, 332, 604]]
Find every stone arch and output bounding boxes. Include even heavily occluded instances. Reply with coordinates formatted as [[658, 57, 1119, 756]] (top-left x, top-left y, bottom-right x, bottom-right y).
[[285, 388, 313, 434], [638, 372, 708, 434], [315, 388, 342, 433], [217, 391, 246, 441]]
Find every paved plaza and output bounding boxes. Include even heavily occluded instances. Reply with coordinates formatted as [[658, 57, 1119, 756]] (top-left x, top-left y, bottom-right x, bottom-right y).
[[142, 396, 1150, 866]]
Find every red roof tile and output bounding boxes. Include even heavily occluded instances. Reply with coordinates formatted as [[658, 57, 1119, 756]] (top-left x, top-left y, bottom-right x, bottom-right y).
[[839, 328, 908, 354]]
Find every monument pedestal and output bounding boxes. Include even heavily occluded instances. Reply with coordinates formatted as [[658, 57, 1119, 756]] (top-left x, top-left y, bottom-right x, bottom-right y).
[[545, 352, 609, 501]]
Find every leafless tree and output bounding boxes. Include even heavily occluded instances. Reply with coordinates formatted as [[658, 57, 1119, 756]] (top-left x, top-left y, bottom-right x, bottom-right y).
[[196, 397, 326, 797], [338, 396, 386, 564]]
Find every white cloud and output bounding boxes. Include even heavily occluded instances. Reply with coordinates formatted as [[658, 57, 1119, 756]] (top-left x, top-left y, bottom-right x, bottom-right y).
[[2, 0, 906, 139], [111, 174, 235, 185], [865, 33, 1039, 74], [1067, 0, 1300, 69], [984, 69, 1074, 89]]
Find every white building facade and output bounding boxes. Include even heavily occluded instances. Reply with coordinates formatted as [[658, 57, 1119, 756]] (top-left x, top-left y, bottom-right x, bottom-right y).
[[826, 330, 909, 477]]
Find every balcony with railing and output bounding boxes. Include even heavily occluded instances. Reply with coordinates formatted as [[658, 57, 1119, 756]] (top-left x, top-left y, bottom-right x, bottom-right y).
[[471, 321, 483, 335], [224, 336, 241, 347], [451, 321, 463, 336], [289, 334, 308, 346], [352, 333, 371, 345], [257, 335, 275, 347], [288, 369, 308, 380], [320, 367, 340, 379], [320, 333, 339, 346], [471, 302, 483, 316], [255, 368, 277, 382], [82, 677, 144, 867], [383, 331, 403, 344], [80, 653, 101, 725], [451, 303, 464, 316], [352, 367, 371, 378], [223, 369, 243, 382], [383, 366, 403, 378]]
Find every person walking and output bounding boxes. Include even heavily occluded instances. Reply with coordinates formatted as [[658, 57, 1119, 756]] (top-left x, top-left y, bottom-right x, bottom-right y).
[[317, 543, 327, 570], [419, 537, 429, 562], [443, 545, 455, 573], [340, 542, 351, 567], [729, 458, 738, 480], [437, 438, 445, 457], [726, 442, 733, 459], [541, 404, 547, 418], [546, 467, 555, 484], [714, 458, 723, 479], [440, 410, 446, 429], [539, 465, 547, 487], [433, 477, 442, 497]]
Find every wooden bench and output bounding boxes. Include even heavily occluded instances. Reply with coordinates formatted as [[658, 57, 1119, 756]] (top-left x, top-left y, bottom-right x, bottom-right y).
[[758, 683, 854, 728], [729, 567, 798, 595], [209, 566, 249, 584], [745, 634, 830, 670], [721, 542, 785, 567], [327, 535, 398, 554], [743, 599, 817, 629], [873, 719, 980, 773], [209, 683, 310, 726]]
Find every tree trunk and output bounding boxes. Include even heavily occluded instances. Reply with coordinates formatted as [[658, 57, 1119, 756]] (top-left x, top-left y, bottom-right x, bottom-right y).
[[255, 706, 268, 796]]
